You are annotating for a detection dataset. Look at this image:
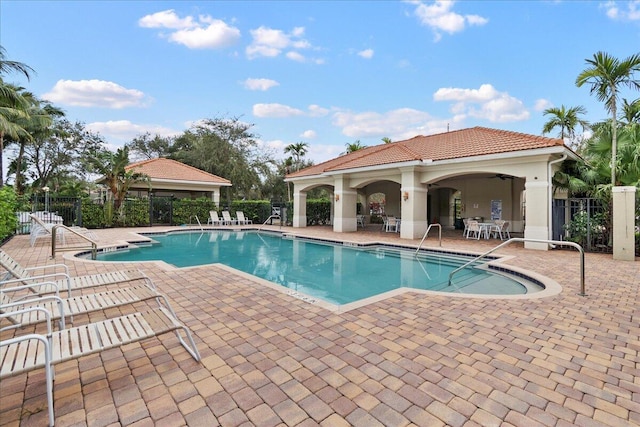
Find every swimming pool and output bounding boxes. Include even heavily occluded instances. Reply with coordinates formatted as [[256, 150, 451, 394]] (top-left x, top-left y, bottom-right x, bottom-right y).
[[92, 230, 544, 306]]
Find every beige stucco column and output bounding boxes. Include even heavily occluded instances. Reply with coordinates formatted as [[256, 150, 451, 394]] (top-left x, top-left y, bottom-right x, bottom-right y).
[[211, 190, 220, 206], [400, 169, 428, 239], [292, 190, 307, 228], [612, 186, 636, 261], [333, 176, 357, 232], [524, 180, 549, 250]]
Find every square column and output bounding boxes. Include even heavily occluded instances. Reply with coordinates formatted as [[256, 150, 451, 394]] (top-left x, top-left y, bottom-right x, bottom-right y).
[[524, 180, 549, 250], [333, 176, 357, 232], [613, 186, 636, 261], [400, 169, 428, 239], [292, 191, 307, 228]]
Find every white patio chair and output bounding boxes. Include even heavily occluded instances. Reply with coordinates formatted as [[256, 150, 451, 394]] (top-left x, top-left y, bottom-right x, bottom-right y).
[[466, 220, 482, 239], [492, 220, 511, 240], [236, 211, 253, 225], [207, 210, 222, 225], [385, 217, 400, 233], [357, 215, 365, 228], [221, 211, 237, 225]]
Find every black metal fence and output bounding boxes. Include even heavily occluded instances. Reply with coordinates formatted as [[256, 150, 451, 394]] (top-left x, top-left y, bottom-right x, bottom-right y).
[[553, 198, 616, 253]]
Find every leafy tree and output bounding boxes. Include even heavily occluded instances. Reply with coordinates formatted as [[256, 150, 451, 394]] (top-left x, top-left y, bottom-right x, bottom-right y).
[[23, 119, 105, 190], [576, 51, 640, 185], [170, 116, 272, 203], [542, 105, 589, 150], [126, 132, 174, 160]]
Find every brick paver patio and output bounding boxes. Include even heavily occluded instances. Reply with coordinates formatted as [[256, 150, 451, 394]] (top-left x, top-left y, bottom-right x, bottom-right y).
[[1, 225, 638, 426]]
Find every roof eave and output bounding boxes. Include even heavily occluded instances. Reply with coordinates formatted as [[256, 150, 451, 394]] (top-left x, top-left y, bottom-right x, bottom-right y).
[[425, 145, 578, 166], [285, 160, 424, 181]]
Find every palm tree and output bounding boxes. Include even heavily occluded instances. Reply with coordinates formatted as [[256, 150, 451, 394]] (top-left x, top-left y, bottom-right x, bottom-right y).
[[576, 51, 640, 185], [382, 137, 392, 144], [344, 140, 366, 154], [619, 98, 640, 125], [0, 47, 35, 187], [542, 105, 589, 150], [284, 142, 308, 172]]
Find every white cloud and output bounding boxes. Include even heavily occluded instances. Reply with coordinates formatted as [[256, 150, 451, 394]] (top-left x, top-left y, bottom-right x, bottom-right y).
[[308, 104, 330, 117], [534, 98, 553, 112], [42, 79, 149, 108], [253, 103, 305, 118], [300, 130, 317, 139], [433, 84, 529, 123], [246, 26, 320, 62], [86, 120, 180, 144], [243, 78, 279, 91], [138, 9, 196, 29], [332, 108, 434, 138], [139, 10, 240, 49], [601, 0, 640, 21], [358, 49, 374, 59], [411, 0, 488, 41]]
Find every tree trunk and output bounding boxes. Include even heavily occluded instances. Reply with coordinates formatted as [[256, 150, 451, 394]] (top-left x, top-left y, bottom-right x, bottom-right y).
[[0, 132, 4, 188], [15, 140, 26, 194]]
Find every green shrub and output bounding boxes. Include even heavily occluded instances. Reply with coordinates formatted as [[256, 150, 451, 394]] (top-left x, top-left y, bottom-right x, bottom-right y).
[[306, 199, 331, 225], [0, 186, 18, 242], [118, 199, 149, 227], [172, 198, 218, 225], [231, 200, 272, 224], [81, 201, 106, 229]]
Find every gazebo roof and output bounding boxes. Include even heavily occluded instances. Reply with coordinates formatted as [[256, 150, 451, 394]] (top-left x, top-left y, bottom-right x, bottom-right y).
[[287, 126, 570, 179], [126, 158, 231, 185]]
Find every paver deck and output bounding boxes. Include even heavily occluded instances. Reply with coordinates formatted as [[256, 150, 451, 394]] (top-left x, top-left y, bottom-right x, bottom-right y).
[[1, 225, 638, 427]]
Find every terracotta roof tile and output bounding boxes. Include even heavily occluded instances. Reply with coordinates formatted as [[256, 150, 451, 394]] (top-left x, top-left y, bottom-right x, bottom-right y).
[[126, 158, 231, 184], [287, 127, 566, 178]]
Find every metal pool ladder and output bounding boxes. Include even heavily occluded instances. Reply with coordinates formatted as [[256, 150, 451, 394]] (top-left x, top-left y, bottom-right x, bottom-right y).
[[448, 238, 586, 296], [415, 223, 442, 254]]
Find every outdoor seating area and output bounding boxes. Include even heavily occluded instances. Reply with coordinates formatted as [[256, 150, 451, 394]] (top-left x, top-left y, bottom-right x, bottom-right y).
[[463, 218, 511, 240], [0, 226, 638, 426]]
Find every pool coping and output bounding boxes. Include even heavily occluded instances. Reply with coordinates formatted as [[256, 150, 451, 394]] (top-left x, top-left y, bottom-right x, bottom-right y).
[[67, 228, 563, 313]]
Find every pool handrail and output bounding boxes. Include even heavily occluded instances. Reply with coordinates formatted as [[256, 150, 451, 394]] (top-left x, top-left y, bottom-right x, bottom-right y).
[[52, 224, 98, 260], [259, 214, 281, 230], [414, 223, 442, 254], [448, 238, 586, 296]]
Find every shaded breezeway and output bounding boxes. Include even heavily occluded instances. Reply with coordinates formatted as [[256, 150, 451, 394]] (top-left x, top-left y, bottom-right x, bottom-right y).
[[1, 225, 639, 426]]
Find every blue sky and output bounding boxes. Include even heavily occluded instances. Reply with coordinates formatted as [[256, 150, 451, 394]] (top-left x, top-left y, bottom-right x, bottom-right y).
[[2, 0, 640, 166]]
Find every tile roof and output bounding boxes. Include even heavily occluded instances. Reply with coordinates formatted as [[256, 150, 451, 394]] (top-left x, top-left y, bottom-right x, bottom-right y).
[[287, 126, 567, 178], [126, 158, 231, 184]]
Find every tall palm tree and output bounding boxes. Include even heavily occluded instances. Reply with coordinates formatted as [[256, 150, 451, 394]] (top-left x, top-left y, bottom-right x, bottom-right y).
[[576, 51, 640, 185], [382, 137, 392, 144], [542, 105, 589, 150], [284, 142, 308, 172]]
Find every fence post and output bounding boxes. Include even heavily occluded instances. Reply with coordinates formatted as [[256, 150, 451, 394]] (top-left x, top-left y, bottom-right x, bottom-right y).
[[149, 193, 154, 227], [76, 198, 82, 227]]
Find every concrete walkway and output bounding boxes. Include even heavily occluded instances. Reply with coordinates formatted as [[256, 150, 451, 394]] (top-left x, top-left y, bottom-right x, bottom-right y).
[[1, 225, 638, 426]]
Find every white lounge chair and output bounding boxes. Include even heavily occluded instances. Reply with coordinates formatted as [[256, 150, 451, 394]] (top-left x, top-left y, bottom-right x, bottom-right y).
[[207, 210, 222, 225], [221, 211, 237, 225], [0, 249, 154, 298], [1, 280, 173, 331], [236, 211, 252, 225], [0, 306, 200, 427]]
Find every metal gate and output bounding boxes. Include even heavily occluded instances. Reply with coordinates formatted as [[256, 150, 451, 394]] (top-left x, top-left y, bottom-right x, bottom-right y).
[[552, 198, 610, 252], [31, 195, 82, 227], [150, 195, 173, 225]]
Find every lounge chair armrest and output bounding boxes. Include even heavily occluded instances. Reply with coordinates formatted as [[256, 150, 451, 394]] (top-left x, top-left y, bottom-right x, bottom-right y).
[[1, 281, 61, 297], [22, 263, 70, 275], [1, 295, 65, 330], [1, 307, 54, 335]]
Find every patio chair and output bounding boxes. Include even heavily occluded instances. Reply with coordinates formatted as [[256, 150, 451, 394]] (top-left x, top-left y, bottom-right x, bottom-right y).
[[1, 279, 174, 332], [207, 210, 222, 225], [221, 211, 237, 225], [0, 306, 200, 427], [236, 211, 253, 225], [385, 217, 400, 233], [0, 249, 155, 298], [462, 218, 470, 238], [357, 215, 365, 228], [466, 220, 482, 239], [492, 220, 511, 240]]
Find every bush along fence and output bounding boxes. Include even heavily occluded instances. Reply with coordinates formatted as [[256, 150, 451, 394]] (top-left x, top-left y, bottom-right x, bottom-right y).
[[9, 195, 333, 234]]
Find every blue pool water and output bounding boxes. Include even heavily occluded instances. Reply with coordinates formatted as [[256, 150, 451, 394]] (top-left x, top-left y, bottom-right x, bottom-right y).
[[95, 231, 532, 305]]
